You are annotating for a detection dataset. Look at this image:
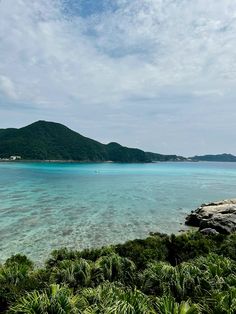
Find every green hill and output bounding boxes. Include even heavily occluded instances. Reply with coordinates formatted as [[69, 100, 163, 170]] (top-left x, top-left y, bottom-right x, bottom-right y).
[[145, 151, 186, 162], [190, 153, 236, 162], [0, 121, 185, 162]]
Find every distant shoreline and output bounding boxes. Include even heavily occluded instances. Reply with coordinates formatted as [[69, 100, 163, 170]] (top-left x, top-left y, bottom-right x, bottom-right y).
[[0, 159, 190, 163], [2, 159, 236, 164], [1, 159, 236, 163]]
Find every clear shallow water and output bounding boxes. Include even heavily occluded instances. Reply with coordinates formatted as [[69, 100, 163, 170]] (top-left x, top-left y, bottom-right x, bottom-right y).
[[1, 161, 236, 263]]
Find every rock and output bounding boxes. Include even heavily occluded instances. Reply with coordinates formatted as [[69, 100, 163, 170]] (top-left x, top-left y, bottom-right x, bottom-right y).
[[185, 212, 202, 226], [200, 228, 219, 235], [185, 199, 236, 234]]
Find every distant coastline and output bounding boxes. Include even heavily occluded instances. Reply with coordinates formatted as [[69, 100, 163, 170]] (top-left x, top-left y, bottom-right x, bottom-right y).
[[0, 120, 186, 163], [1, 121, 236, 163], [1, 159, 236, 163], [0, 159, 188, 163]]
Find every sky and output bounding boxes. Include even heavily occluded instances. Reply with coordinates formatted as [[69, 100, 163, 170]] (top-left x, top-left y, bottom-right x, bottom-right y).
[[0, 0, 236, 156]]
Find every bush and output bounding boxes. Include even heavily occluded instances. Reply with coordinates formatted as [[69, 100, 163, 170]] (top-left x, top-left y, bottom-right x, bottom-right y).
[[166, 232, 220, 265], [50, 258, 92, 288], [1, 231, 235, 313], [92, 254, 136, 286], [8, 284, 81, 314], [115, 234, 169, 269]]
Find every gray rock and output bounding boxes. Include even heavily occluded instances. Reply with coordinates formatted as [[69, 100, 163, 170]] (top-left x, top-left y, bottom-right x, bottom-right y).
[[185, 199, 236, 234], [185, 212, 202, 226], [200, 228, 219, 235]]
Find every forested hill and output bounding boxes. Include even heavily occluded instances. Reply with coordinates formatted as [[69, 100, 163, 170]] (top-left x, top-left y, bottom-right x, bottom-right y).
[[190, 153, 236, 162], [0, 121, 186, 162]]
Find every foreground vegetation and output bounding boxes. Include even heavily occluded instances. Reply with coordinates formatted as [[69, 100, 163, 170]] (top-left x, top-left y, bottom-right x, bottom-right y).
[[0, 231, 236, 313]]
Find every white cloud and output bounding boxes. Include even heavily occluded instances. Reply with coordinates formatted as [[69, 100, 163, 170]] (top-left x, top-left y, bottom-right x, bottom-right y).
[[0, 0, 236, 154], [0, 76, 18, 99]]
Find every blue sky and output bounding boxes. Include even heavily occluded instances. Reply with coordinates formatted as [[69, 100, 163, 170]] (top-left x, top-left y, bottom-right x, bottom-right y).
[[62, 0, 118, 17], [0, 0, 236, 156]]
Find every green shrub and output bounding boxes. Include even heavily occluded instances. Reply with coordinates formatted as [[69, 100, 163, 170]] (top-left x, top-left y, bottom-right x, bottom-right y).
[[45, 248, 79, 268], [210, 287, 236, 314], [155, 295, 201, 314], [92, 254, 136, 286], [8, 284, 81, 314], [50, 258, 92, 288], [1, 231, 236, 314], [5, 255, 33, 269], [115, 235, 168, 269], [219, 233, 236, 261], [0, 262, 33, 306], [167, 232, 219, 265], [79, 245, 115, 261], [80, 282, 156, 313]]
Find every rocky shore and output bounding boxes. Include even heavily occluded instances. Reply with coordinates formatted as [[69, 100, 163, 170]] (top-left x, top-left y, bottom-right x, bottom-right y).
[[185, 199, 236, 234]]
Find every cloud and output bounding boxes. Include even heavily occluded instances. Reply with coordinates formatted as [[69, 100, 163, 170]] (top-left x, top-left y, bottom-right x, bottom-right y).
[[193, 90, 225, 97], [0, 76, 18, 99], [0, 0, 236, 154]]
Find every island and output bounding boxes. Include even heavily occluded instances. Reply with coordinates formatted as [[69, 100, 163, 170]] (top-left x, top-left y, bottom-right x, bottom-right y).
[[0, 120, 186, 163]]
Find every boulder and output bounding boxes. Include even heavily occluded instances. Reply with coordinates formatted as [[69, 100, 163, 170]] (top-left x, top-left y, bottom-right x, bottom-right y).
[[199, 228, 219, 235], [185, 199, 236, 234]]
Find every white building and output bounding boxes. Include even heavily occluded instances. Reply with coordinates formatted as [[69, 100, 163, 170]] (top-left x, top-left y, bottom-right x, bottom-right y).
[[10, 156, 21, 160]]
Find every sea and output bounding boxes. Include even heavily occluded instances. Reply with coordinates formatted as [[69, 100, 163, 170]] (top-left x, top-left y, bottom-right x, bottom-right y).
[[1, 161, 236, 263]]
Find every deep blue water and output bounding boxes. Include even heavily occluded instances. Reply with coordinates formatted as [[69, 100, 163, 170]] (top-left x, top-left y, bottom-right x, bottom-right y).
[[1, 161, 236, 262]]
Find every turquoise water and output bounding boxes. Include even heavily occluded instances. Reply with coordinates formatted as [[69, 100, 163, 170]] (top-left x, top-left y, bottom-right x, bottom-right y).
[[1, 161, 236, 263]]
